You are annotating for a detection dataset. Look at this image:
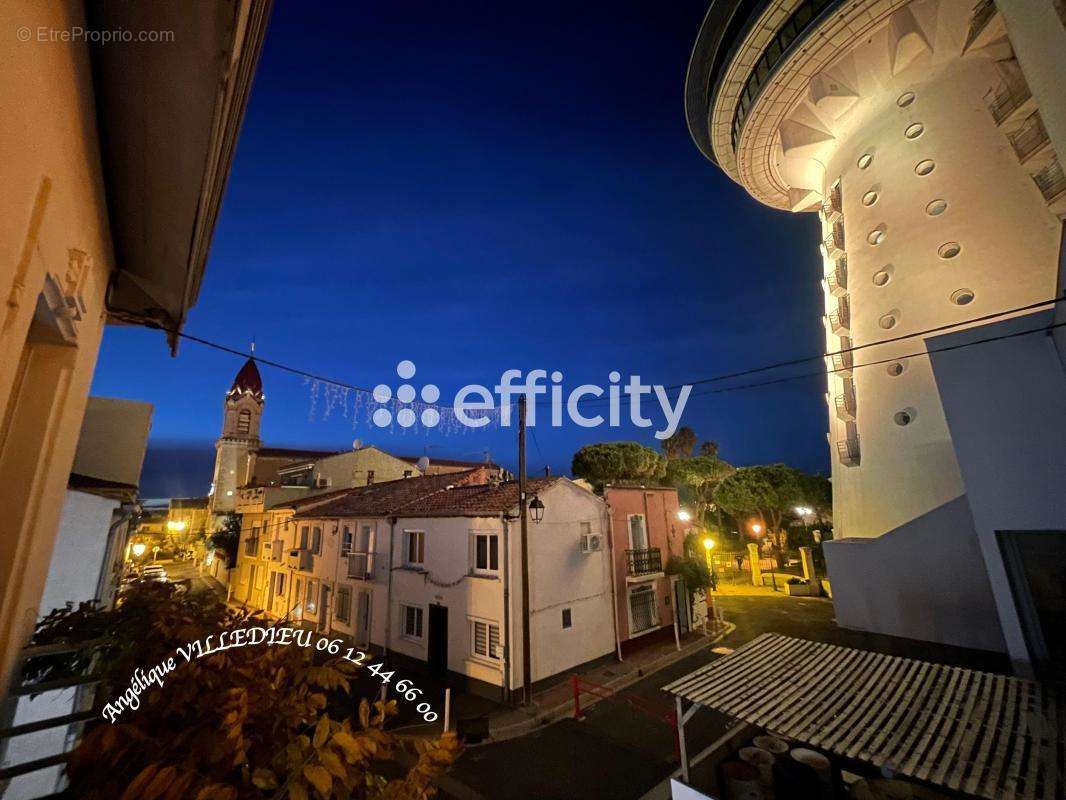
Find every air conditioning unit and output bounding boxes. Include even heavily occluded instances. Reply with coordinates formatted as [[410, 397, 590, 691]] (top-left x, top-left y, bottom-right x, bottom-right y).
[[581, 533, 602, 553]]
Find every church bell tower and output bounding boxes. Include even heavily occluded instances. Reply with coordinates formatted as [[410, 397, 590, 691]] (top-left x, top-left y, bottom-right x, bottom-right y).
[[210, 357, 263, 514]]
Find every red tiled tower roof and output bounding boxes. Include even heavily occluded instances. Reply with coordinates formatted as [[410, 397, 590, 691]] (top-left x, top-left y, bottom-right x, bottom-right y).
[[228, 358, 263, 400]]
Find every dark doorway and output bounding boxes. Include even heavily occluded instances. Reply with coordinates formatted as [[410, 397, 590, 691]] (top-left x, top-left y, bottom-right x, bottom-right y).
[[997, 531, 1066, 681], [428, 604, 448, 678]]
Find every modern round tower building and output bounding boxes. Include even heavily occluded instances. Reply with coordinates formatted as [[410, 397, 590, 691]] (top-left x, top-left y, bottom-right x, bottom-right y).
[[686, 0, 1066, 673]]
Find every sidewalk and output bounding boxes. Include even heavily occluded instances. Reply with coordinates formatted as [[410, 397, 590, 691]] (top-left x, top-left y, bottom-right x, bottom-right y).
[[485, 620, 734, 742]]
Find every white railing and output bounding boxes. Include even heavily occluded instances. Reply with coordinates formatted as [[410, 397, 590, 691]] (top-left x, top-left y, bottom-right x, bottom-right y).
[[347, 552, 374, 580]]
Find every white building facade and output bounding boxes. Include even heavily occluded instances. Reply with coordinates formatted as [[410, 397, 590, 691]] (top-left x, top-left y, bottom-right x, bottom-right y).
[[686, 0, 1066, 675], [232, 470, 618, 700]]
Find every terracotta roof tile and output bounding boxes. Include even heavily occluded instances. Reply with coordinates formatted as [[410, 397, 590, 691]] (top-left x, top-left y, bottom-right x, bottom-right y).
[[291, 468, 556, 519]]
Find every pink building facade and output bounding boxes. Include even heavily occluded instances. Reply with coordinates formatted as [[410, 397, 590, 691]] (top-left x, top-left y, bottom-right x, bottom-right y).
[[605, 485, 691, 653]]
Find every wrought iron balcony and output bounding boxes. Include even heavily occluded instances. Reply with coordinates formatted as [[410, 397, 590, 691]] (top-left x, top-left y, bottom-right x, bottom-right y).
[[834, 381, 856, 422], [986, 63, 1031, 126], [836, 435, 860, 467], [1009, 112, 1051, 165], [963, 0, 997, 52], [626, 547, 663, 577], [1034, 158, 1066, 205], [347, 552, 374, 580], [822, 222, 845, 260], [828, 296, 850, 335], [829, 337, 854, 376], [825, 256, 847, 297], [821, 185, 842, 222], [286, 549, 313, 572]]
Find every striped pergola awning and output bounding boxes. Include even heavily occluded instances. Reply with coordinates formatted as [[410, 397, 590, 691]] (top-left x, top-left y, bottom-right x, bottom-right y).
[[662, 633, 1064, 800]]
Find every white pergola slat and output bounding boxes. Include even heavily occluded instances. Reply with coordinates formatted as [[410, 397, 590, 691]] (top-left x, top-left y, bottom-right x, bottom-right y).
[[662, 633, 1064, 800]]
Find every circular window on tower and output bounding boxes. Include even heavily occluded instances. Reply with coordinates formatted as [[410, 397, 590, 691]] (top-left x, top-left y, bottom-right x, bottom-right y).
[[938, 242, 961, 259], [872, 267, 892, 286], [897, 91, 916, 107], [915, 160, 935, 176], [862, 190, 879, 207], [926, 199, 948, 216], [905, 123, 925, 140], [879, 312, 899, 330], [867, 227, 886, 245], [857, 153, 873, 170], [893, 408, 917, 426], [950, 288, 975, 306], [886, 362, 906, 377]]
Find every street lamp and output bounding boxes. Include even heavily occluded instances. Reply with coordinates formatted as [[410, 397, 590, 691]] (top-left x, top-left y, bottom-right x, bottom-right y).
[[749, 522, 762, 536], [528, 494, 545, 524], [678, 510, 692, 522], [131, 542, 146, 558], [701, 536, 718, 591], [166, 519, 187, 532]]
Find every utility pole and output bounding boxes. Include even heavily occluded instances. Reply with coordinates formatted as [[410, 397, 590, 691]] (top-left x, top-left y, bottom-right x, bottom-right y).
[[517, 396, 533, 705]]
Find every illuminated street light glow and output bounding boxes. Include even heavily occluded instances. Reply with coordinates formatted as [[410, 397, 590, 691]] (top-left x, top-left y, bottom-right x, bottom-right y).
[[131, 542, 146, 558], [701, 537, 714, 551], [166, 520, 187, 532], [678, 510, 692, 522], [750, 522, 763, 535]]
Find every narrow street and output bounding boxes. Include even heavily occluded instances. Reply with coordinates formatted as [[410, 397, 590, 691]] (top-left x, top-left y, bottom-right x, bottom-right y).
[[449, 595, 836, 800], [448, 592, 1011, 800]]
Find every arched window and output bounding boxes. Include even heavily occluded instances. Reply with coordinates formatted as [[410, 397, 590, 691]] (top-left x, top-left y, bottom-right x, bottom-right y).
[[236, 409, 251, 435]]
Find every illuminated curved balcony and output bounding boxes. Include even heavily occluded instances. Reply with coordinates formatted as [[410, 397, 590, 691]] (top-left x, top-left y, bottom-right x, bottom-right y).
[[825, 256, 847, 297]]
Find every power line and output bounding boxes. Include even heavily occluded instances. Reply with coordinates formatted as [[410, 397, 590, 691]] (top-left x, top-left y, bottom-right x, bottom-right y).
[[174, 294, 1064, 411], [665, 294, 1064, 391], [689, 319, 1066, 398]]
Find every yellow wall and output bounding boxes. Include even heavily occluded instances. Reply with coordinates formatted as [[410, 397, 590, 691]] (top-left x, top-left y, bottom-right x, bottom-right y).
[[0, 0, 115, 691]]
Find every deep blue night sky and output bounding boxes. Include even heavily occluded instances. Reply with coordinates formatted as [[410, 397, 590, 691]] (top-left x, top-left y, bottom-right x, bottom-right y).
[[90, 1, 828, 498]]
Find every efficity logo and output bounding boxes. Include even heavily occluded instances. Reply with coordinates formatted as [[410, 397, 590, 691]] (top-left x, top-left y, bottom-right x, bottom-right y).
[[371, 361, 691, 439]]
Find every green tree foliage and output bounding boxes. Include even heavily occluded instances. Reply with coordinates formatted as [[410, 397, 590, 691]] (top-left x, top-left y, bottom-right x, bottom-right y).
[[31, 582, 459, 800], [797, 472, 832, 517], [209, 512, 242, 567], [698, 441, 719, 458], [665, 554, 713, 595], [660, 426, 698, 460], [571, 442, 666, 489], [712, 464, 805, 540], [665, 456, 735, 527]]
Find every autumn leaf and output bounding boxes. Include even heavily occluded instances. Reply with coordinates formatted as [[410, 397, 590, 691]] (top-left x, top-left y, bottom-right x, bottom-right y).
[[251, 767, 279, 790], [319, 747, 347, 779], [358, 699, 370, 730], [303, 764, 332, 797], [331, 729, 361, 763], [313, 714, 330, 749]]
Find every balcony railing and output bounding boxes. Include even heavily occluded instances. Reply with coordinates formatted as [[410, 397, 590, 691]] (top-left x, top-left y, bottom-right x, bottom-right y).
[[836, 435, 861, 467], [1034, 158, 1066, 204], [347, 552, 374, 580], [1009, 112, 1050, 164], [825, 256, 847, 297], [821, 185, 842, 222], [243, 537, 258, 557], [963, 0, 997, 52], [829, 336, 854, 375], [626, 548, 663, 577], [987, 63, 1031, 125], [834, 382, 856, 422], [286, 549, 314, 572], [822, 223, 845, 259], [828, 296, 850, 335]]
